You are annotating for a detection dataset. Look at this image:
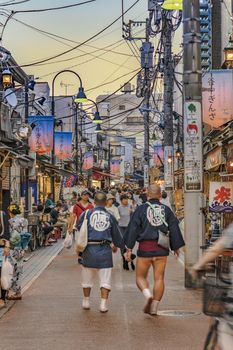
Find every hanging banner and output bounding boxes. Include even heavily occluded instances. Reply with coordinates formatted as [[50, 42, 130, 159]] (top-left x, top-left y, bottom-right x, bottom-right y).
[[164, 146, 173, 190], [54, 132, 73, 160], [202, 70, 233, 128], [153, 143, 164, 167], [64, 175, 77, 188], [110, 160, 121, 176], [209, 182, 233, 213], [144, 164, 149, 188], [184, 101, 203, 192], [82, 151, 93, 170], [28, 116, 54, 155]]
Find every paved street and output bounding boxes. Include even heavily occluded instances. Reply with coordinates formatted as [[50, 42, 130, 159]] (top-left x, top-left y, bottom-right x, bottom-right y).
[[0, 248, 208, 350], [0, 241, 63, 319]]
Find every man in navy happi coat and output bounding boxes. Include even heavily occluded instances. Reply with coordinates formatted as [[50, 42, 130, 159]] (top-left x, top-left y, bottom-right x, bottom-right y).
[[77, 191, 124, 313]]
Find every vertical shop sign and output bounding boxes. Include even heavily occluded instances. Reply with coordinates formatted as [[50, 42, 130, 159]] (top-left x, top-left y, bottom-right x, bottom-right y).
[[184, 101, 203, 192]]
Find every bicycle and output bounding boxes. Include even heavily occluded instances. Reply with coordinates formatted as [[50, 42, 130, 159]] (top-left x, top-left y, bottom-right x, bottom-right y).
[[200, 254, 232, 350]]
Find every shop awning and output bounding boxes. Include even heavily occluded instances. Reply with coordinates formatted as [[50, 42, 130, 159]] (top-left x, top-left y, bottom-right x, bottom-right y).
[[93, 170, 120, 179], [133, 172, 144, 180], [37, 159, 75, 177], [0, 142, 34, 168]]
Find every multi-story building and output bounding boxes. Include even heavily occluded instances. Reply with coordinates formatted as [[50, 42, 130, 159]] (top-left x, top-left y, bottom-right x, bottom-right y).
[[0, 47, 35, 210], [96, 86, 144, 148], [200, 0, 233, 70], [200, 0, 212, 70]]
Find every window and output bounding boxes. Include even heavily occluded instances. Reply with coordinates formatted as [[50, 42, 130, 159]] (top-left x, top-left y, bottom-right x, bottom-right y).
[[119, 105, 126, 111], [126, 116, 144, 125]]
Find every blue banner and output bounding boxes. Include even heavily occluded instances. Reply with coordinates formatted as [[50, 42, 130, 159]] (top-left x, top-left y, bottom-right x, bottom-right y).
[[82, 151, 93, 170], [28, 116, 54, 155], [54, 132, 73, 160]]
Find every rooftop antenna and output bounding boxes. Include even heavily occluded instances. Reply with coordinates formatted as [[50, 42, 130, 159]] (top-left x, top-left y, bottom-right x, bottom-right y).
[[60, 81, 74, 96]]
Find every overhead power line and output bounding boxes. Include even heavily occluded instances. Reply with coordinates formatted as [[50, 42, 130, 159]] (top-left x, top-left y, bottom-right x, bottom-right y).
[[18, 0, 140, 67], [11, 0, 96, 13], [11, 17, 134, 60], [0, 0, 30, 5]]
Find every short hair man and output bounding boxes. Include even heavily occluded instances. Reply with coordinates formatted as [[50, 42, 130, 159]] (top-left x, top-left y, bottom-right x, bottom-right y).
[[124, 184, 185, 315], [77, 191, 124, 313]]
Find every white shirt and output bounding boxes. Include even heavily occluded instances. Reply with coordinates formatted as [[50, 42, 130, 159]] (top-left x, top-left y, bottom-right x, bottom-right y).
[[161, 197, 172, 210], [106, 205, 120, 221]]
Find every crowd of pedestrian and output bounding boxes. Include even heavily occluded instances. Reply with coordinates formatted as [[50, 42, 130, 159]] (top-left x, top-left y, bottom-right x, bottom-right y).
[[1, 184, 232, 349], [67, 184, 185, 316], [0, 185, 182, 311]]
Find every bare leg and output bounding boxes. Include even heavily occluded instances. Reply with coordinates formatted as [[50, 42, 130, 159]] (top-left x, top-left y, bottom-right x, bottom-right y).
[[136, 257, 153, 314], [136, 257, 152, 291], [82, 267, 94, 310], [152, 257, 167, 301], [99, 269, 111, 312], [83, 288, 91, 297], [100, 287, 110, 299]]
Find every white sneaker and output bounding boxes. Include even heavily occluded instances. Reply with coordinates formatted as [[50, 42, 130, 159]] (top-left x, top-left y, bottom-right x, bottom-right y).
[[82, 298, 90, 310], [99, 299, 108, 313], [150, 300, 159, 316], [143, 297, 153, 314]]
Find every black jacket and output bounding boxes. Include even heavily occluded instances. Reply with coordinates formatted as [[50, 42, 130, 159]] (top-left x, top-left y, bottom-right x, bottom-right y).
[[124, 199, 185, 254]]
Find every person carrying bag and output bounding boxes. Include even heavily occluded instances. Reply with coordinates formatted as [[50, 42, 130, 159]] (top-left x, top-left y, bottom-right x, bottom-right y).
[[76, 192, 124, 313], [0, 209, 11, 308], [76, 210, 89, 253]]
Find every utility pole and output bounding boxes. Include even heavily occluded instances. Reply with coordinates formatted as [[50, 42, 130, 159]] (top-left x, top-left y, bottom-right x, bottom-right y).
[[122, 1, 154, 188], [143, 18, 151, 189], [74, 105, 79, 173], [183, 0, 204, 288], [162, 13, 174, 191], [24, 79, 29, 215]]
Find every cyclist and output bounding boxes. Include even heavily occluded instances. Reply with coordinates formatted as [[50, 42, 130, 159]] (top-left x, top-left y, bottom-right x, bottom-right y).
[[193, 222, 233, 350]]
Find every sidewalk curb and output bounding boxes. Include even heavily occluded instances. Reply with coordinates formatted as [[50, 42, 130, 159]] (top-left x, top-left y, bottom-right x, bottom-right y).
[[0, 245, 64, 320]]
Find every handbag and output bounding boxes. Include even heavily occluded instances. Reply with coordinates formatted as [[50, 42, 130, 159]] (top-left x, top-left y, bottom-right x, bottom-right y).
[[76, 210, 89, 253], [10, 229, 21, 248], [1, 257, 13, 290], [63, 232, 73, 249], [146, 202, 170, 250]]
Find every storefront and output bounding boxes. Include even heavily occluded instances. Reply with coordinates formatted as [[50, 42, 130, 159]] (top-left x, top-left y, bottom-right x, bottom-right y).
[[203, 139, 233, 241], [0, 144, 34, 210]]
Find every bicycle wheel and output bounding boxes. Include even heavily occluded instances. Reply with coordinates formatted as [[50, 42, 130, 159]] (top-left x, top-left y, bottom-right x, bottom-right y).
[[203, 320, 218, 350], [37, 231, 44, 247]]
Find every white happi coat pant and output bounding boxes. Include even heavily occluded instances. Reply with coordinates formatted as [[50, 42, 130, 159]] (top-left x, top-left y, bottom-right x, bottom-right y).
[[81, 267, 112, 290]]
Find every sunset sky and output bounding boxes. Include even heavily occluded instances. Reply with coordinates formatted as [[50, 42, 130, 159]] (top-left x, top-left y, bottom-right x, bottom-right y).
[[2, 0, 182, 100]]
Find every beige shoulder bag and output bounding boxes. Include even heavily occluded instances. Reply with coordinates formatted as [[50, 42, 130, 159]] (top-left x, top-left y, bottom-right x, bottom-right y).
[[76, 210, 89, 253]]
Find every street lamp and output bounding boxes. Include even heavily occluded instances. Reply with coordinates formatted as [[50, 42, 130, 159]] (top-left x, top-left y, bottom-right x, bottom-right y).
[[2, 68, 13, 88], [161, 0, 183, 10], [167, 155, 173, 163], [222, 35, 233, 69], [175, 148, 182, 158], [51, 69, 86, 118], [37, 96, 46, 106], [86, 98, 102, 124], [95, 124, 103, 133], [51, 69, 86, 197], [15, 123, 32, 140], [74, 87, 87, 103]]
